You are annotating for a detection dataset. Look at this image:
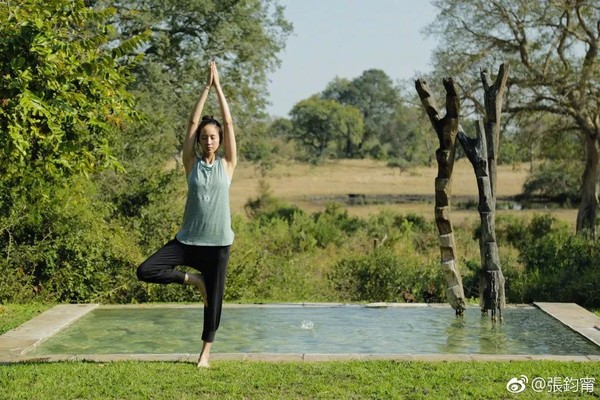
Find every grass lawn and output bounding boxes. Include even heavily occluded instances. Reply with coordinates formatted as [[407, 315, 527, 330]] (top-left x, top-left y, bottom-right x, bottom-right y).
[[1, 359, 599, 399], [2, 304, 599, 399], [0, 303, 53, 335]]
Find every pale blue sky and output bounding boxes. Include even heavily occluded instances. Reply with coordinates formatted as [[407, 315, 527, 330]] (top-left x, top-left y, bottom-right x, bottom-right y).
[[266, 0, 439, 117]]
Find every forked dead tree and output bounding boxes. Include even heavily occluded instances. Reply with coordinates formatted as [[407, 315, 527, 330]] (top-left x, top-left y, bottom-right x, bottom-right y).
[[457, 64, 509, 322], [415, 78, 466, 315]]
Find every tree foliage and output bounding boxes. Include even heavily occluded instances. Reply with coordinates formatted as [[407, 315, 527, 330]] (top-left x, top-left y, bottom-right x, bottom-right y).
[[91, 0, 294, 239], [289, 96, 364, 160], [322, 69, 401, 157], [87, 0, 293, 255], [99, 0, 292, 126], [281, 69, 435, 163], [380, 102, 437, 165], [0, 0, 147, 302], [0, 0, 144, 184], [428, 0, 599, 125]]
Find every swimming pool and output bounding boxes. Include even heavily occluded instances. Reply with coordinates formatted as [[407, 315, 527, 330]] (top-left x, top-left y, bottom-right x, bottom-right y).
[[27, 304, 600, 357]]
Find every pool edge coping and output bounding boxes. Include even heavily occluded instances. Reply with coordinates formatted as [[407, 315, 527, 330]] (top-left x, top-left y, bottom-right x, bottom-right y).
[[0, 304, 98, 361], [1, 302, 599, 364], [3, 353, 599, 364], [533, 302, 600, 348]]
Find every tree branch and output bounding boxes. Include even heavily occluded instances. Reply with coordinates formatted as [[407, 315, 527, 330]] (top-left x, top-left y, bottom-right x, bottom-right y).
[[575, 4, 597, 43], [415, 79, 442, 129], [443, 77, 460, 119], [554, 11, 573, 71]]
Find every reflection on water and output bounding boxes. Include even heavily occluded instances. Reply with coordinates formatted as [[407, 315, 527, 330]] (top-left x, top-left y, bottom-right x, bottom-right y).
[[442, 313, 515, 354], [30, 306, 600, 356]]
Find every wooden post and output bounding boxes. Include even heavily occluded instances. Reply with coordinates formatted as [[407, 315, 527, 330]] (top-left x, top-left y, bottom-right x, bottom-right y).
[[457, 63, 509, 322], [415, 78, 466, 315], [481, 63, 509, 208], [458, 121, 505, 321]]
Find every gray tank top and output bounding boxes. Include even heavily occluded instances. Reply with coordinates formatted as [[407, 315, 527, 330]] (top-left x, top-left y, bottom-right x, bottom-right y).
[[176, 157, 234, 246]]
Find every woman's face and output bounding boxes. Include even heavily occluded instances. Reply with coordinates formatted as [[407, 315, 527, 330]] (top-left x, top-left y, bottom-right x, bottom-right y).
[[199, 124, 220, 155]]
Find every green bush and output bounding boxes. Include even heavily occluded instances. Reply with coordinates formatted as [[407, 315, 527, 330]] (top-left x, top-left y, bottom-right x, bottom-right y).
[[5, 172, 597, 309], [521, 160, 581, 205], [223, 214, 336, 302], [0, 263, 36, 304], [494, 214, 600, 307], [0, 177, 142, 304], [329, 246, 444, 302]]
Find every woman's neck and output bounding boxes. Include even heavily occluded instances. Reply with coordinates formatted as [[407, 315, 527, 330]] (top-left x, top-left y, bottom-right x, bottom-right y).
[[202, 154, 216, 164]]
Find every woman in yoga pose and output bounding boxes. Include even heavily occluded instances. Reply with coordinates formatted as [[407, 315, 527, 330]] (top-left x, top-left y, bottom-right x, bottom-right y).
[[137, 61, 236, 368]]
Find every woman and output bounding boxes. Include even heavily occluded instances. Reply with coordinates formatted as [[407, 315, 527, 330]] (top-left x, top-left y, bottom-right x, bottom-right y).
[[136, 61, 236, 368]]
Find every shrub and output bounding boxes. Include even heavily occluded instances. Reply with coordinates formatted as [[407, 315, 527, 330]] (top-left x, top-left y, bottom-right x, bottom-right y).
[[0, 263, 36, 304], [521, 161, 580, 205], [0, 176, 143, 304], [329, 246, 444, 303], [493, 214, 600, 307]]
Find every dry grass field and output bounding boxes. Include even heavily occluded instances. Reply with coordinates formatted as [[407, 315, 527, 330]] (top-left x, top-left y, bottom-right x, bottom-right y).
[[230, 159, 578, 229]]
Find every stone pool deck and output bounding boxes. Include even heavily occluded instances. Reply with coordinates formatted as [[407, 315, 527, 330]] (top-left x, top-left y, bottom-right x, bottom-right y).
[[1, 302, 599, 364]]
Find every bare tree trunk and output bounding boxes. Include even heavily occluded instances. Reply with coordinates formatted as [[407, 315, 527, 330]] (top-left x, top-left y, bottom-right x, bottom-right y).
[[576, 135, 600, 237], [458, 120, 505, 322], [458, 64, 508, 321], [415, 78, 466, 315], [481, 64, 508, 207]]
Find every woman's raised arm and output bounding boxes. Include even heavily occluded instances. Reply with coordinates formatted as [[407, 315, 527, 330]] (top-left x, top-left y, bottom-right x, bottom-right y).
[[182, 64, 213, 176], [211, 61, 237, 179]]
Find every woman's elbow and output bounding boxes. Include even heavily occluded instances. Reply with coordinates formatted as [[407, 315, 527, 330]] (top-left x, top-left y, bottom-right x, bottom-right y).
[[223, 118, 234, 128]]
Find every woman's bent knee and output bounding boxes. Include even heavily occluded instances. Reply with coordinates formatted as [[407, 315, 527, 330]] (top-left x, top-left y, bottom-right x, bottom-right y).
[[136, 262, 151, 282]]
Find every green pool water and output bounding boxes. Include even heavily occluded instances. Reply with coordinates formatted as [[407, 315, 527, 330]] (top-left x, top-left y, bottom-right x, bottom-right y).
[[29, 305, 600, 356]]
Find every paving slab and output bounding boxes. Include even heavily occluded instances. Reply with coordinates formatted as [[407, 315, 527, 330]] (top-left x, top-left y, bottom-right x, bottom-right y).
[[0, 304, 98, 361], [211, 353, 248, 361], [302, 353, 362, 361], [534, 302, 600, 348], [470, 354, 533, 361], [413, 354, 473, 362], [360, 354, 415, 361], [526, 354, 592, 362], [244, 353, 304, 362], [74, 354, 134, 362]]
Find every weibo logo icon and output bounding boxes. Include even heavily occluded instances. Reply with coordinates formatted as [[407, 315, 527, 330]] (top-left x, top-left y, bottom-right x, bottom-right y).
[[506, 375, 528, 394]]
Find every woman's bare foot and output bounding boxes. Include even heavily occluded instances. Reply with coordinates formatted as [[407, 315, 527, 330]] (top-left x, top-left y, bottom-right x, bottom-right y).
[[184, 273, 207, 306], [197, 341, 212, 368], [197, 355, 210, 369]]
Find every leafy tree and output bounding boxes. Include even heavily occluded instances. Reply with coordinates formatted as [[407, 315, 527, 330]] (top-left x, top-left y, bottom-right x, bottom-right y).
[[289, 96, 364, 160], [97, 0, 292, 143], [427, 0, 600, 235], [241, 116, 295, 167], [322, 69, 401, 157], [0, 0, 144, 184], [519, 113, 583, 205], [522, 161, 581, 205], [380, 103, 437, 166], [268, 117, 294, 139], [0, 0, 145, 217], [0, 0, 146, 301]]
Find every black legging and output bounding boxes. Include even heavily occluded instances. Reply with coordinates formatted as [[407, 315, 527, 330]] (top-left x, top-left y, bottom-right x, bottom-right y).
[[136, 238, 230, 342]]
